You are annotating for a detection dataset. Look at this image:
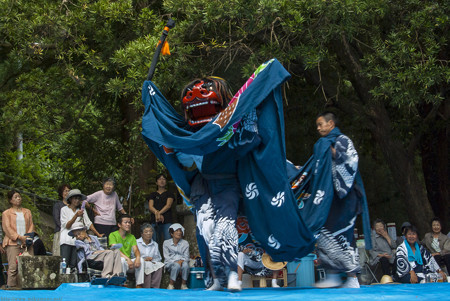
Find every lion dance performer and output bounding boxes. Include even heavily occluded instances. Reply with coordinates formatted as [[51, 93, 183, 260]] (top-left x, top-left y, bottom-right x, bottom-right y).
[[141, 59, 315, 291]]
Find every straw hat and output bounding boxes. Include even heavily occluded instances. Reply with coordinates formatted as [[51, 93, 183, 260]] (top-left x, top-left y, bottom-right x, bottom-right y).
[[372, 275, 399, 285], [380, 275, 394, 284], [261, 253, 287, 271]]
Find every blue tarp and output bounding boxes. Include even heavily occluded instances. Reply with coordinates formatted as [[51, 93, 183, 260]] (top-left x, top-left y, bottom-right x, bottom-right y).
[[2, 283, 449, 301]]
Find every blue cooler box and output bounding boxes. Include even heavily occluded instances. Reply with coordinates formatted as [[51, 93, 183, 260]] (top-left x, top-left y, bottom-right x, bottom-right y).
[[188, 267, 206, 289], [286, 254, 316, 287]]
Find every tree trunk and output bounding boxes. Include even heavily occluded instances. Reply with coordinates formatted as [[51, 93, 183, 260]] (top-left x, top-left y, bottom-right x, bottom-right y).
[[367, 103, 434, 235], [419, 99, 450, 231], [330, 36, 434, 234], [119, 96, 157, 215]]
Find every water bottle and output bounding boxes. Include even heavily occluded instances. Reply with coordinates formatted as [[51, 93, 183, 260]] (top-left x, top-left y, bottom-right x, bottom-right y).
[[60, 258, 67, 274]]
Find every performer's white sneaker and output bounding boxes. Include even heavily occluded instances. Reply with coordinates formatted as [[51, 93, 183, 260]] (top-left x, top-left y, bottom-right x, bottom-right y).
[[227, 271, 242, 291], [167, 284, 174, 290], [315, 273, 342, 288], [271, 279, 280, 288], [206, 278, 223, 291], [341, 276, 360, 288]]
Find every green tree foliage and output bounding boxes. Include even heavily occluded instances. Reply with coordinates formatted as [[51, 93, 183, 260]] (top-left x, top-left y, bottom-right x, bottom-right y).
[[0, 0, 448, 234]]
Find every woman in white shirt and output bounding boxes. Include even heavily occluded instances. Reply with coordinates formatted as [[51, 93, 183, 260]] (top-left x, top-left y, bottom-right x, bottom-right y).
[[136, 223, 164, 288], [60, 189, 103, 271]]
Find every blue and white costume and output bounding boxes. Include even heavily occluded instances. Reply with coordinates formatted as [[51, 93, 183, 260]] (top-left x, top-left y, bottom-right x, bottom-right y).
[[294, 127, 372, 273]]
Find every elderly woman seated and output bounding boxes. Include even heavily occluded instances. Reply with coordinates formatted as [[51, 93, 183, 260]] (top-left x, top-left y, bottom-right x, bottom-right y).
[[369, 218, 396, 277], [72, 226, 122, 278], [421, 217, 450, 274], [136, 223, 164, 288], [394, 225, 447, 283], [163, 223, 190, 290]]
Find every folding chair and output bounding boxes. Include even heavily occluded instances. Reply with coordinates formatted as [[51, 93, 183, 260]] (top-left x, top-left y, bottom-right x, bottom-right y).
[[360, 249, 380, 284], [76, 246, 104, 282]]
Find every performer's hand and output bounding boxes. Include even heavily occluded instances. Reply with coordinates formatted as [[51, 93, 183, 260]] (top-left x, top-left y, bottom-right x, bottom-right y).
[[145, 257, 153, 262], [432, 252, 440, 256], [330, 146, 336, 158], [97, 233, 105, 237], [75, 209, 84, 217], [177, 260, 184, 266], [410, 270, 418, 283], [0, 245, 5, 254], [93, 209, 100, 216]]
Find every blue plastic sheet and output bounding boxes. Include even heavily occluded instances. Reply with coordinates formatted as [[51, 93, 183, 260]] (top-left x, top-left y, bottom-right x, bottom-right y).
[[1, 283, 449, 301]]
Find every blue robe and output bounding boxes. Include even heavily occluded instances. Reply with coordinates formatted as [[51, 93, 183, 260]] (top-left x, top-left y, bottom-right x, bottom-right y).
[[292, 127, 372, 272], [141, 59, 315, 266]]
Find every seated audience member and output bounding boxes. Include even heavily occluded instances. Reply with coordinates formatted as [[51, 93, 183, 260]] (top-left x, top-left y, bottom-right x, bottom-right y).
[[136, 223, 164, 288], [30, 232, 47, 255], [72, 226, 122, 278], [422, 217, 450, 273], [394, 225, 447, 283], [109, 214, 142, 285], [369, 219, 396, 276], [60, 189, 103, 271], [395, 222, 411, 246], [237, 247, 281, 287], [2, 190, 35, 289], [163, 223, 189, 290]]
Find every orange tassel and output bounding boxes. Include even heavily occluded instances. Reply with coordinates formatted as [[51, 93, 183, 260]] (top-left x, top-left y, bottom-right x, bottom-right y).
[[157, 40, 171, 56]]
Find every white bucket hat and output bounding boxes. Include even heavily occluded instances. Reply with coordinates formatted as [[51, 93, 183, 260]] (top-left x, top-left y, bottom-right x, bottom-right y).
[[169, 223, 185, 235]]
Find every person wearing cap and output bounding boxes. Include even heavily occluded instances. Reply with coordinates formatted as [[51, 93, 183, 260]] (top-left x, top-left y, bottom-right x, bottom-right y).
[[163, 223, 190, 290], [108, 214, 142, 285], [394, 225, 447, 283], [86, 177, 130, 240], [71, 226, 122, 278], [136, 223, 164, 288], [2, 189, 35, 288], [60, 189, 103, 270], [369, 219, 396, 276], [396, 222, 411, 246]]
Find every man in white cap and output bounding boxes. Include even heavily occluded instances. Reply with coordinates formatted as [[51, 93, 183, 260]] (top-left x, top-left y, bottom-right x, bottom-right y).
[[163, 223, 190, 289]]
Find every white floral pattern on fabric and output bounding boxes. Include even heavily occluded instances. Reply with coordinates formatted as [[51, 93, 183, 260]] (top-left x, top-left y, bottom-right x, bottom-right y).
[[245, 182, 259, 200], [271, 191, 285, 207], [268, 235, 281, 250], [313, 190, 325, 205], [196, 198, 215, 244], [332, 135, 359, 199]]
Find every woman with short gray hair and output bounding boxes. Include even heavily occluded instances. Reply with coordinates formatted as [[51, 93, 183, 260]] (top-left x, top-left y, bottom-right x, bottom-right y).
[[136, 223, 164, 288]]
